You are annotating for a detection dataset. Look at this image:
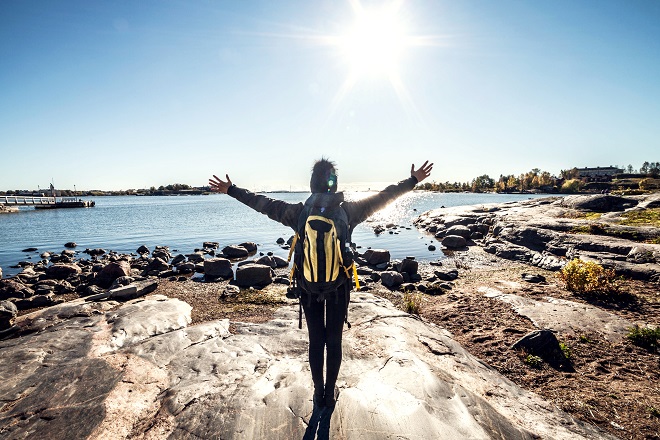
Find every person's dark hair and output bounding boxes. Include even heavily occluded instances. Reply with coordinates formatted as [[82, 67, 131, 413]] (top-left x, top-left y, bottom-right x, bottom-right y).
[[310, 158, 338, 193]]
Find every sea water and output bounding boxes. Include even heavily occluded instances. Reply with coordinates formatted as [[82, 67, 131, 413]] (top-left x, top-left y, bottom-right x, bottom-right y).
[[0, 192, 551, 277]]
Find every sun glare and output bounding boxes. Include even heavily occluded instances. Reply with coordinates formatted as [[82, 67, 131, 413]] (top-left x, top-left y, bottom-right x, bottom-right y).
[[340, 5, 408, 79]]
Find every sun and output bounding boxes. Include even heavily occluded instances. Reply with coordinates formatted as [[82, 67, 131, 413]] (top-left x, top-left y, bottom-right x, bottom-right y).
[[339, 1, 409, 81]]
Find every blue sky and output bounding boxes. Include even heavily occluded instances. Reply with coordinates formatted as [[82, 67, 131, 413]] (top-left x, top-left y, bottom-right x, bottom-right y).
[[1, 0, 658, 191]]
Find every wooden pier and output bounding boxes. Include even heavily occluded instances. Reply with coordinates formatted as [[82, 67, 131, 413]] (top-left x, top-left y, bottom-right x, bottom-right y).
[[0, 196, 95, 209]]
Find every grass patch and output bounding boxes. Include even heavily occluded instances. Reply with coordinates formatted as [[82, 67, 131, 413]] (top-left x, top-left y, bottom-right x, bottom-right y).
[[626, 325, 660, 351], [557, 259, 619, 295], [618, 208, 660, 227], [559, 342, 572, 360], [402, 292, 422, 315]]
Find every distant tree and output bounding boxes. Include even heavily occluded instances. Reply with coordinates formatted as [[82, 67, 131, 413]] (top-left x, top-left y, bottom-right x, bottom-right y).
[[560, 168, 579, 180], [539, 171, 554, 187], [649, 162, 660, 178], [640, 161, 650, 175], [471, 174, 494, 192], [626, 164, 635, 173]]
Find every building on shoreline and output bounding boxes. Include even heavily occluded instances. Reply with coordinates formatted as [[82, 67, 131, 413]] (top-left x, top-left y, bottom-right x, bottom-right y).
[[577, 166, 623, 182]]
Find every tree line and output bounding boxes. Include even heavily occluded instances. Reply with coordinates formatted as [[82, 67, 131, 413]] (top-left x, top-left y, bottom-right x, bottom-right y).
[[416, 161, 659, 193]]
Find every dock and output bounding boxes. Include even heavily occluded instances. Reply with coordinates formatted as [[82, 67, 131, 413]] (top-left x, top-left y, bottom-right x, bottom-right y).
[[0, 196, 95, 209]]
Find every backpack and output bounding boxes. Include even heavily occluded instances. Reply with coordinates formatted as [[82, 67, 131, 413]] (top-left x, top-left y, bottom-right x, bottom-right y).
[[287, 193, 360, 328]]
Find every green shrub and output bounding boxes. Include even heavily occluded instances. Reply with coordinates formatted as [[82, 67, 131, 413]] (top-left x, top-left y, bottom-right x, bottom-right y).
[[524, 354, 543, 368], [557, 259, 618, 294], [559, 342, 572, 360], [402, 292, 422, 315], [626, 325, 660, 351]]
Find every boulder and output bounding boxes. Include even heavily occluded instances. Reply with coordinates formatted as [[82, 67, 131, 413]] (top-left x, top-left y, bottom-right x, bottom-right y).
[[0, 300, 18, 330], [143, 257, 170, 275], [136, 245, 150, 255], [221, 284, 241, 297], [222, 245, 249, 259], [152, 247, 171, 262], [380, 271, 404, 288], [362, 249, 390, 266], [235, 263, 273, 287], [171, 254, 186, 266], [441, 235, 467, 249], [396, 258, 418, 275], [445, 225, 471, 238], [425, 281, 453, 295], [203, 242, 219, 249], [254, 255, 277, 268], [511, 329, 570, 368], [239, 242, 258, 253], [0, 267, 2, 279], [64, 242, 77, 248], [84, 248, 106, 257], [186, 252, 204, 263], [95, 261, 132, 288], [85, 279, 159, 302], [175, 262, 196, 274], [272, 256, 289, 268], [434, 269, 458, 281], [110, 276, 136, 289], [560, 194, 638, 212], [45, 263, 82, 280], [521, 273, 546, 283], [204, 258, 233, 279]]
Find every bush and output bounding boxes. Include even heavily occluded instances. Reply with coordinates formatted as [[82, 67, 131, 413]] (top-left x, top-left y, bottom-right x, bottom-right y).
[[557, 259, 618, 294], [560, 179, 583, 193], [627, 325, 660, 351]]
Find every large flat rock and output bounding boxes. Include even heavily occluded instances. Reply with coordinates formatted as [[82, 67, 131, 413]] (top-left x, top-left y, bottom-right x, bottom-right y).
[[0, 294, 615, 439], [479, 286, 634, 342]]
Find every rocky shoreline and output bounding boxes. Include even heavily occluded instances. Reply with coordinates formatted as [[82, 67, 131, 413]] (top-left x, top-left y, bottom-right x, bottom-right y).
[[1, 193, 659, 439], [415, 193, 660, 280]]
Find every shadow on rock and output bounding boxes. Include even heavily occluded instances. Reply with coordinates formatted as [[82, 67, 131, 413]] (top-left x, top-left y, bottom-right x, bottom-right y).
[[303, 405, 335, 440]]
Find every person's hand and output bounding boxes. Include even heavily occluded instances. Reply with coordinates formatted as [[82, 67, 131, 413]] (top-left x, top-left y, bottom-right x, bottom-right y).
[[209, 174, 233, 194], [411, 161, 433, 183]]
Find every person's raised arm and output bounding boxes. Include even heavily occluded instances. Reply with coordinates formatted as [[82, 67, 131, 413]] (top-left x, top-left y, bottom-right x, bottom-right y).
[[209, 174, 233, 194], [208, 172, 303, 229], [343, 160, 434, 226]]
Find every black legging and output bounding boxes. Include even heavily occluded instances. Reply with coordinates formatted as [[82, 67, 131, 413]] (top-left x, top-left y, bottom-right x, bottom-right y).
[[301, 291, 347, 400]]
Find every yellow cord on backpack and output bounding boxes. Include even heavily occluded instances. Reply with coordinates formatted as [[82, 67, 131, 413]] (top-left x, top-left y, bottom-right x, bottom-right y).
[[352, 263, 360, 290]]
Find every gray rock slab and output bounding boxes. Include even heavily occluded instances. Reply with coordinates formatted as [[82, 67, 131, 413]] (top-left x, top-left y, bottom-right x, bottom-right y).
[[0, 293, 615, 440], [480, 286, 634, 342]]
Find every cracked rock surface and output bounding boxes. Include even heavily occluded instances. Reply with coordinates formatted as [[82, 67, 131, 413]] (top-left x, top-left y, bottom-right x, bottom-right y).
[[0, 293, 615, 439]]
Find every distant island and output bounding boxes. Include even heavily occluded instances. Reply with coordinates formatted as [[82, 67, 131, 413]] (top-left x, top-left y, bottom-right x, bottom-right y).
[[2, 162, 659, 197]]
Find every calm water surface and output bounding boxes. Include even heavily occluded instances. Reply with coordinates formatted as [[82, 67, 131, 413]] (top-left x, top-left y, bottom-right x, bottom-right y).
[[0, 192, 551, 277]]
